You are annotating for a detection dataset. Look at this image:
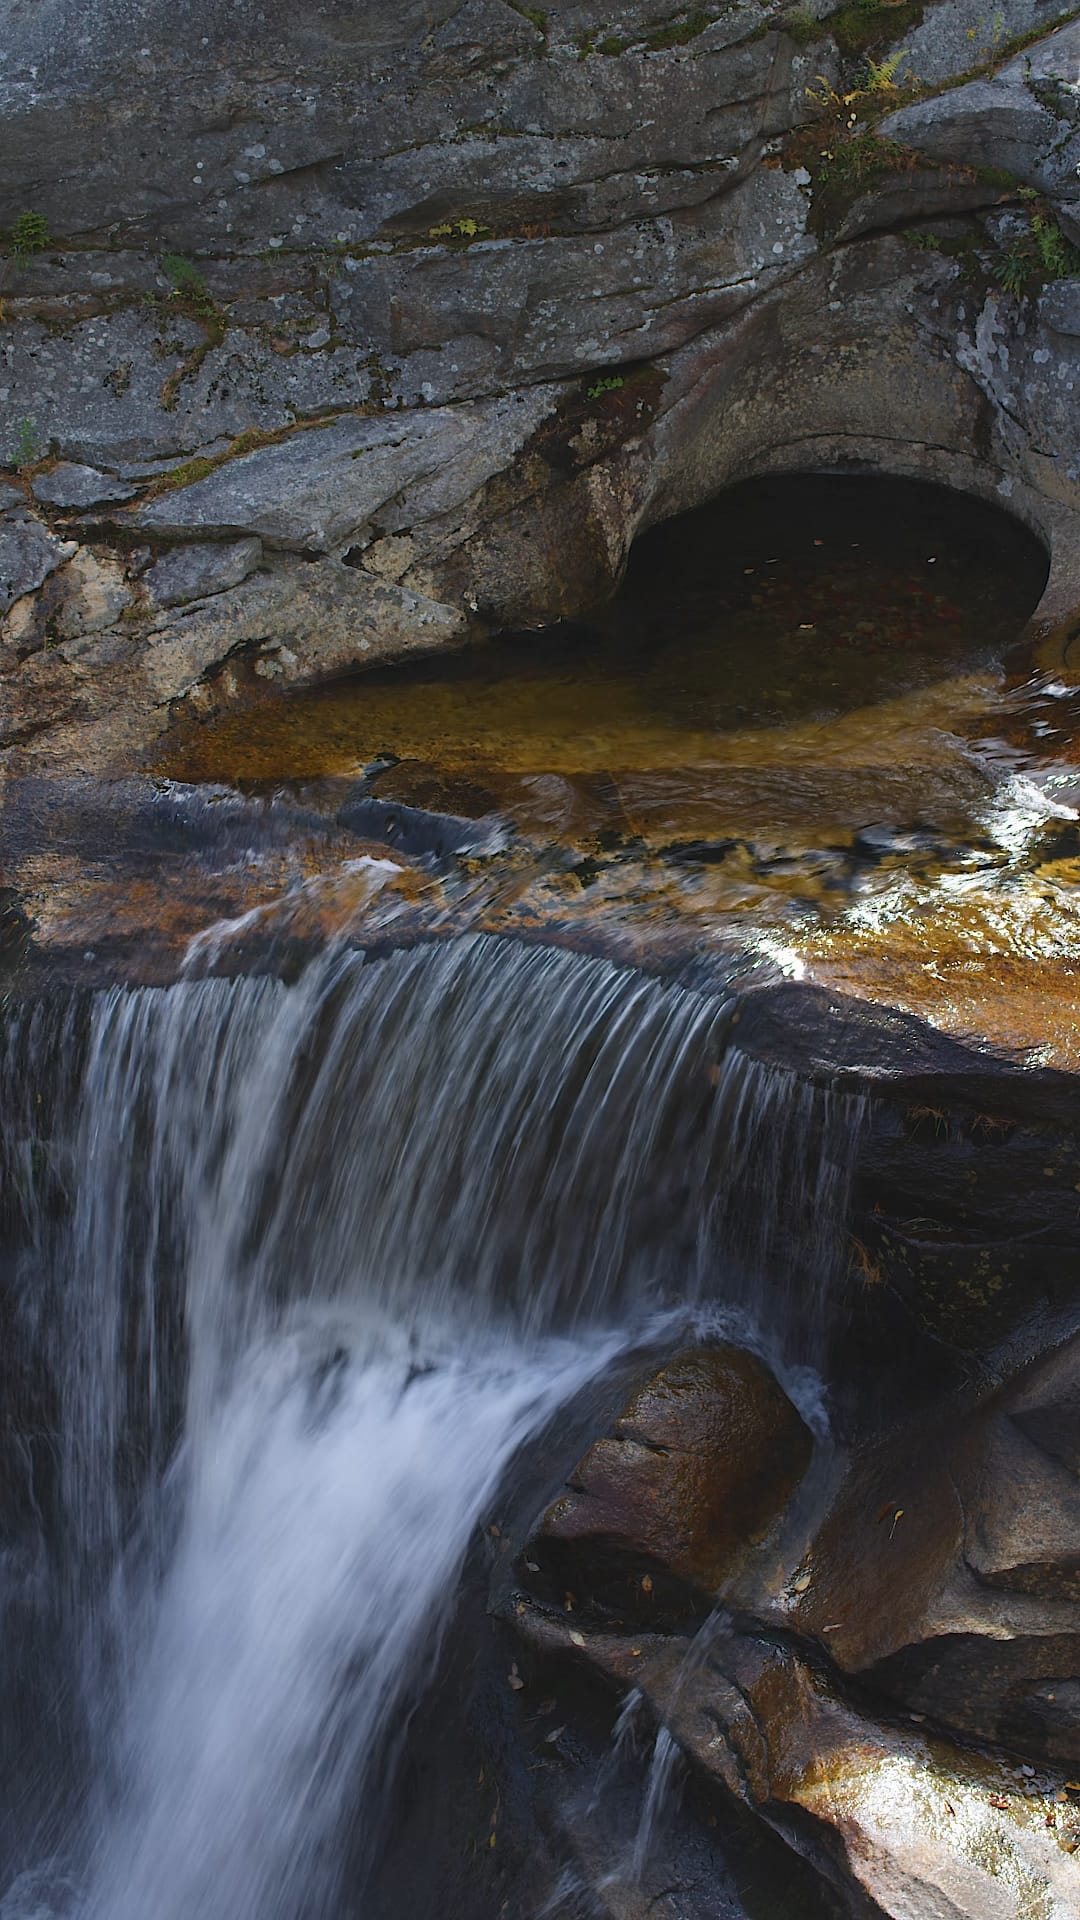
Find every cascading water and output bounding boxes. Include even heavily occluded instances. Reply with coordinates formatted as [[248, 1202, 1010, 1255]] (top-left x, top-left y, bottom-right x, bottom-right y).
[[0, 933, 866, 1920]]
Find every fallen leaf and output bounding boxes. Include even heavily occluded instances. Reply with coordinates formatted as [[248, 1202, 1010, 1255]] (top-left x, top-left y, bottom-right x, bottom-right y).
[[569, 1629, 585, 1647], [641, 1575, 654, 1594], [792, 1572, 812, 1594]]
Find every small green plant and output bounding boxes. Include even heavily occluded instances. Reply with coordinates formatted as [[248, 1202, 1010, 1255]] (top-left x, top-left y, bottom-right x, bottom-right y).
[[507, 1, 547, 28], [160, 251, 215, 307], [7, 211, 51, 263], [816, 128, 912, 190], [993, 247, 1029, 297], [861, 48, 911, 91], [991, 208, 1080, 299], [14, 417, 40, 468], [1032, 210, 1080, 279], [597, 33, 626, 53], [427, 217, 490, 242], [586, 373, 626, 399]]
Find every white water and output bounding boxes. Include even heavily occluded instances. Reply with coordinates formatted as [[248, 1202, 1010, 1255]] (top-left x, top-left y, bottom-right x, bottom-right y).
[[0, 934, 865, 1919], [81, 1318, 628, 1920]]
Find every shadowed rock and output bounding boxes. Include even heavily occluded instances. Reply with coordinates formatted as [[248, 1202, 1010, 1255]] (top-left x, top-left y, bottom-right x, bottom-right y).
[[524, 1346, 812, 1621]]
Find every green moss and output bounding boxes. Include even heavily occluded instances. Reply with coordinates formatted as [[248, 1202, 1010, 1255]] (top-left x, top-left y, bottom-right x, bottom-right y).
[[422, 217, 490, 243], [830, 0, 924, 59], [646, 10, 713, 49], [139, 421, 339, 498], [597, 33, 627, 54], [586, 373, 626, 399], [506, 1, 547, 30], [4, 211, 52, 264], [777, 6, 824, 46]]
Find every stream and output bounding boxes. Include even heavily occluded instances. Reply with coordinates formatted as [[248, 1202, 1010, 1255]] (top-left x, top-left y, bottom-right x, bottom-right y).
[[1, 474, 1075, 1919]]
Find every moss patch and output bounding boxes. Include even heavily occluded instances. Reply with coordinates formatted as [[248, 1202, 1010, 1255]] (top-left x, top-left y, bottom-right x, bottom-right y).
[[830, 0, 925, 60], [137, 415, 357, 501]]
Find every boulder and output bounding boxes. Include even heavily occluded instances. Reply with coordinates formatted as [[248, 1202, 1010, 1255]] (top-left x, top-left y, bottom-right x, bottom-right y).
[[524, 1345, 812, 1618], [0, 516, 75, 617], [514, 1606, 1080, 1920], [31, 464, 135, 509], [881, 20, 1080, 209], [129, 393, 559, 554], [144, 539, 263, 609], [790, 1333, 1080, 1766], [142, 559, 469, 703]]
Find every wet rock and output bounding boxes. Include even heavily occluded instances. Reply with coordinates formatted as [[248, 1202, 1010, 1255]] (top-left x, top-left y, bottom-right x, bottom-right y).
[[0, 515, 75, 616], [144, 538, 263, 609], [731, 981, 1080, 1127], [789, 1333, 1080, 1767], [31, 463, 135, 509], [872, 1630, 1080, 1773], [335, 794, 507, 861], [516, 1606, 1080, 1920], [965, 1413, 1080, 1604], [525, 1346, 812, 1618]]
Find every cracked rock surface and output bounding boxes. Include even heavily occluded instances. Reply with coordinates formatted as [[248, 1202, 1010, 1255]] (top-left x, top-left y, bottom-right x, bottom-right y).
[[2, 0, 1080, 774]]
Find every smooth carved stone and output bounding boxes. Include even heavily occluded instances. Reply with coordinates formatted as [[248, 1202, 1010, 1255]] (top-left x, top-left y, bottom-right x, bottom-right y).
[[529, 1345, 812, 1614]]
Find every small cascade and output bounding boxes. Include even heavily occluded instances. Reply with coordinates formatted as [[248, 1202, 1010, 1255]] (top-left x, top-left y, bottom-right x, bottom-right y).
[[0, 933, 868, 1918]]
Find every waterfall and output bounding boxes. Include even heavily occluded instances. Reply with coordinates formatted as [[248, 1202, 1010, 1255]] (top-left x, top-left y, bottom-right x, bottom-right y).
[[0, 934, 866, 1919]]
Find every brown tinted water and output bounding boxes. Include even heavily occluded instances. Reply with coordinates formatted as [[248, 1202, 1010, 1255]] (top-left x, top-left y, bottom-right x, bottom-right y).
[[109, 477, 1080, 1056]]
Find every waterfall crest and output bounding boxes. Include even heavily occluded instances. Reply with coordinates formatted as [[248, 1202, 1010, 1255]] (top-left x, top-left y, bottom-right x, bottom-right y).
[[0, 935, 865, 1918]]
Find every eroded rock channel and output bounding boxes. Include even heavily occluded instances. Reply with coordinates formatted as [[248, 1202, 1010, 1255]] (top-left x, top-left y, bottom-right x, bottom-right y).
[[3, 3, 1080, 1918]]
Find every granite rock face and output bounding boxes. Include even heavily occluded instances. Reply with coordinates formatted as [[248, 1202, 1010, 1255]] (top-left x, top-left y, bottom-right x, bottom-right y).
[[3, 0, 1080, 771]]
